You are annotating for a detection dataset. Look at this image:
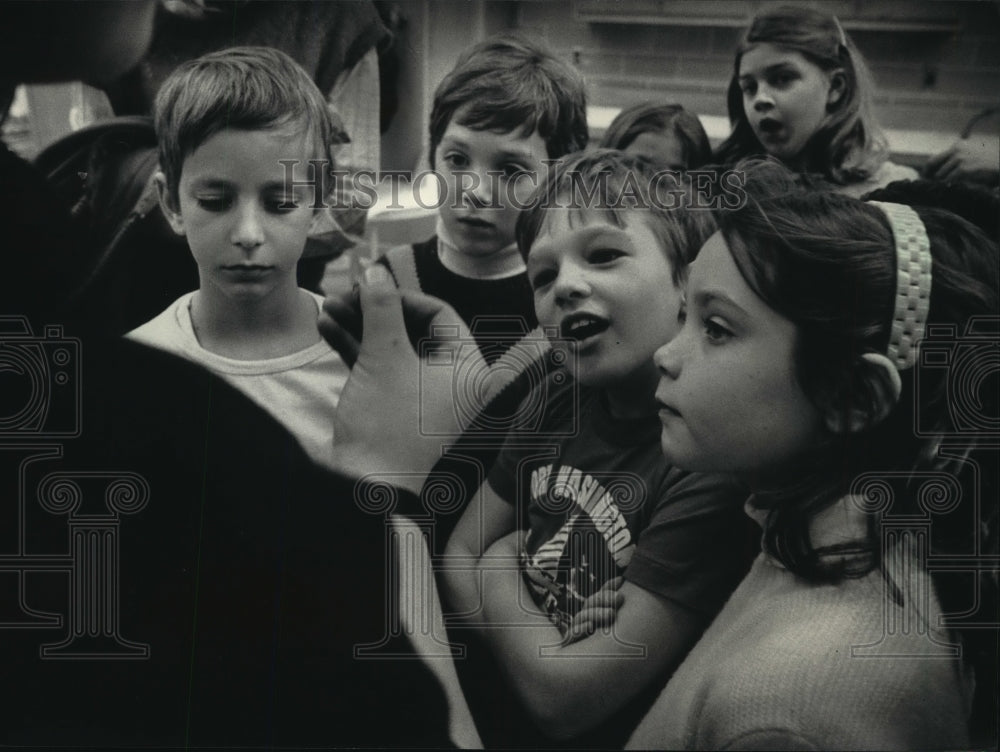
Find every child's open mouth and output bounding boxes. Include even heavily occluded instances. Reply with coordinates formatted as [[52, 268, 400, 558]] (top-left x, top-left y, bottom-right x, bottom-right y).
[[560, 313, 610, 342], [757, 118, 783, 139], [657, 400, 681, 419]]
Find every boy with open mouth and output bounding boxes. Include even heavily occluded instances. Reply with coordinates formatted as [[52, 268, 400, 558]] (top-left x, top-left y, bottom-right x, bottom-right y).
[[441, 149, 750, 748]]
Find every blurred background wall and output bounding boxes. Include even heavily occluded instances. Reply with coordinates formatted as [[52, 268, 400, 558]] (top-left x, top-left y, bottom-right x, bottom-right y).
[[379, 0, 999, 171], [6, 1, 997, 173]]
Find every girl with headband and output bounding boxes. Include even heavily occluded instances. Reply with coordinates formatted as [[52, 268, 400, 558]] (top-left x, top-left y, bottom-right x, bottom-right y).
[[714, 5, 917, 197], [627, 160, 998, 749]]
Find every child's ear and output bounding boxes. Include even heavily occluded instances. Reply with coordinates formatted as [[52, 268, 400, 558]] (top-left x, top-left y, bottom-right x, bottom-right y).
[[826, 70, 847, 109], [823, 352, 902, 434], [154, 171, 185, 236]]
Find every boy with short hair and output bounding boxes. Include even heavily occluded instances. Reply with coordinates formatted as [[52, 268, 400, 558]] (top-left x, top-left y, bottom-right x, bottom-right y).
[[381, 32, 588, 365], [377, 34, 591, 550], [441, 150, 751, 748], [127, 46, 349, 469]]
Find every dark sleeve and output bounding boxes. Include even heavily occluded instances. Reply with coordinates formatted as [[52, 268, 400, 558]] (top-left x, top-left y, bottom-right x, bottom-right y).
[[1, 337, 452, 749], [625, 469, 752, 617], [486, 430, 524, 508], [142, 1, 388, 101], [485, 374, 580, 535], [409, 359, 552, 553], [485, 372, 570, 507], [1, 143, 84, 325]]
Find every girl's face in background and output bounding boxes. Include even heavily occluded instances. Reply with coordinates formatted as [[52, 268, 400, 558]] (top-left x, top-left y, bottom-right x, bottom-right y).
[[738, 43, 838, 165], [623, 130, 687, 171], [653, 232, 826, 478]]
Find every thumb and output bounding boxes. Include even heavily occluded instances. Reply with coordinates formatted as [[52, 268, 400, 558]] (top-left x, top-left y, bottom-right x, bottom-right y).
[[357, 263, 409, 355]]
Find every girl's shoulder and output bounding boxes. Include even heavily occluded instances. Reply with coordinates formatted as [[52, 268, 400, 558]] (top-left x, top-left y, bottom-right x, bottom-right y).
[[701, 565, 973, 749]]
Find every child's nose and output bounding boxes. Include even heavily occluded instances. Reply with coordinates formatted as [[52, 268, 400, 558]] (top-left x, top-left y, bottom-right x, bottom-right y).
[[752, 86, 775, 111], [231, 202, 265, 248], [553, 264, 591, 303], [467, 167, 494, 208], [653, 335, 684, 379]]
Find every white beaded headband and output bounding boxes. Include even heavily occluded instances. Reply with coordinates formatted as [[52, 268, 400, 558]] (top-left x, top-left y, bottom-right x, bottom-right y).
[[868, 201, 932, 370]]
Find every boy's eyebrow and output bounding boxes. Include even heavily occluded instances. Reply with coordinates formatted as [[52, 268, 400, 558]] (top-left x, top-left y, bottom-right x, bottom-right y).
[[261, 180, 307, 193], [187, 177, 233, 189], [495, 147, 540, 163], [438, 136, 539, 163], [438, 135, 468, 150], [186, 178, 308, 194], [528, 224, 633, 259]]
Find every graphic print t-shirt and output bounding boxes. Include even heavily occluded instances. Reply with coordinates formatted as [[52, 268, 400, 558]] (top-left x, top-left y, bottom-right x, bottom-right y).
[[522, 468, 636, 629], [488, 373, 749, 635]]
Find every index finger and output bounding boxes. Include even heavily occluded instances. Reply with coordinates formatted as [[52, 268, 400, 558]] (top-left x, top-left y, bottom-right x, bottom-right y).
[[356, 264, 410, 351], [399, 290, 469, 333], [318, 307, 360, 366], [396, 290, 473, 352], [319, 287, 362, 366]]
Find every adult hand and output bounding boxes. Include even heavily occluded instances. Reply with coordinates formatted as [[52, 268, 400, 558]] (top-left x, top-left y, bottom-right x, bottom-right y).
[[924, 137, 1000, 185], [318, 265, 489, 495]]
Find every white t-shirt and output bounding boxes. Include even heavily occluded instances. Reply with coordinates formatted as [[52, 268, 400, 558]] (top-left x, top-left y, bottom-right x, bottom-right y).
[[127, 291, 348, 469]]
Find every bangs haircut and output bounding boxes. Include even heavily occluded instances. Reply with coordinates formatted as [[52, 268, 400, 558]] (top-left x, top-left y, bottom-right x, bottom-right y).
[[516, 149, 716, 287], [155, 45, 343, 198], [715, 5, 886, 184], [428, 33, 588, 169]]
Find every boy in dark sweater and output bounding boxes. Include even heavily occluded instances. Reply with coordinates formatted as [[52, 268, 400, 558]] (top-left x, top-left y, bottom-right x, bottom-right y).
[[381, 32, 588, 367], [379, 34, 589, 546]]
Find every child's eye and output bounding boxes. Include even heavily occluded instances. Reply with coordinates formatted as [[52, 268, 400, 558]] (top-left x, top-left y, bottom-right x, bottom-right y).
[[740, 81, 757, 97], [530, 268, 556, 290], [770, 72, 796, 88], [588, 248, 624, 264], [195, 195, 232, 212], [264, 195, 300, 213], [442, 152, 469, 170], [703, 317, 733, 344]]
